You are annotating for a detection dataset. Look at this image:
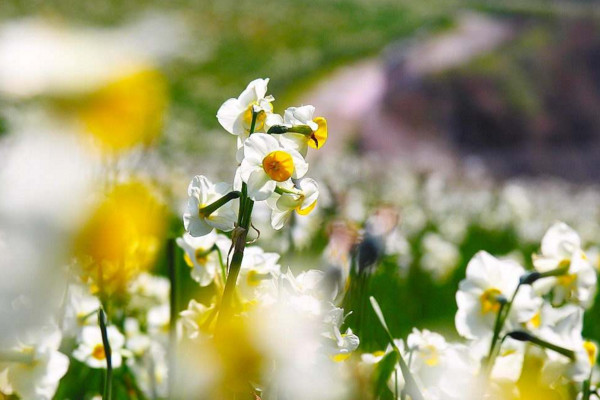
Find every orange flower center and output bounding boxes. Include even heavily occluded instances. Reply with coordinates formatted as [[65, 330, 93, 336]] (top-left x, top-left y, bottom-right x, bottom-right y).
[[92, 344, 106, 360], [262, 151, 294, 182]]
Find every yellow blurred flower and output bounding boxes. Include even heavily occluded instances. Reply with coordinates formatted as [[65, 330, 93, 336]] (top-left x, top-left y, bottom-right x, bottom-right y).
[[74, 181, 167, 296], [77, 69, 168, 153]]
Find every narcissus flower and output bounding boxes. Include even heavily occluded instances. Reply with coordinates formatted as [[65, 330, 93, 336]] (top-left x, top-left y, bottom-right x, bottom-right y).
[[240, 133, 308, 201], [4, 325, 69, 400], [455, 251, 540, 343], [267, 105, 328, 156], [73, 325, 128, 369], [533, 222, 597, 308], [183, 175, 238, 237], [176, 231, 229, 287], [267, 178, 319, 230], [217, 78, 274, 136], [237, 246, 281, 301], [180, 299, 217, 339], [61, 284, 101, 337]]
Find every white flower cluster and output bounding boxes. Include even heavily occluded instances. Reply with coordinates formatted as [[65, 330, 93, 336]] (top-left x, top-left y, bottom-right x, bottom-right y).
[[360, 222, 599, 399], [183, 78, 325, 237]]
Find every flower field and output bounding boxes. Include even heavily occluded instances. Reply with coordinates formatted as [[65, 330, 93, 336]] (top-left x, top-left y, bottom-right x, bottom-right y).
[[1, 2, 600, 399]]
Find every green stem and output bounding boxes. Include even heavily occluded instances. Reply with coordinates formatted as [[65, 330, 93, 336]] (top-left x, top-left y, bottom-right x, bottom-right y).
[[505, 331, 576, 360], [370, 297, 424, 400], [98, 308, 112, 400], [214, 244, 227, 285], [199, 191, 241, 217], [484, 284, 520, 376], [216, 111, 257, 327]]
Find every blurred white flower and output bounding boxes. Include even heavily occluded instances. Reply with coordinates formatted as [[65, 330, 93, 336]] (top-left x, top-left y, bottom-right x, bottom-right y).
[[0, 131, 95, 346], [147, 304, 170, 340], [490, 338, 525, 382], [61, 284, 101, 337], [0, 15, 187, 97], [533, 222, 597, 308], [4, 325, 69, 400], [73, 325, 127, 369], [127, 272, 170, 311], [420, 233, 460, 282], [180, 299, 216, 340], [124, 318, 151, 357]]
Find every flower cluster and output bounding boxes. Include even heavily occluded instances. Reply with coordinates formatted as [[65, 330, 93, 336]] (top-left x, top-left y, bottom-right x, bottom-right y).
[[359, 222, 599, 399]]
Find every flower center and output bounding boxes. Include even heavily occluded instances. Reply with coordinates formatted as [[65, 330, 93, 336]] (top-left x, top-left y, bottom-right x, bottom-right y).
[[584, 341, 597, 366], [529, 311, 542, 329], [243, 103, 268, 132], [262, 151, 294, 182], [422, 345, 440, 367], [558, 273, 577, 288], [480, 288, 503, 314], [92, 344, 106, 360], [195, 248, 209, 265]]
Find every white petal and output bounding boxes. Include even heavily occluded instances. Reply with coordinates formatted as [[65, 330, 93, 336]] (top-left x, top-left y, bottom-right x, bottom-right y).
[[216, 98, 244, 135], [244, 133, 278, 164], [271, 209, 291, 230], [246, 170, 276, 201], [289, 148, 308, 179]]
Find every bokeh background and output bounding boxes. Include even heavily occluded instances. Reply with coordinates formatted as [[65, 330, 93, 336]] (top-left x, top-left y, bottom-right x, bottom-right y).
[[2, 0, 600, 387]]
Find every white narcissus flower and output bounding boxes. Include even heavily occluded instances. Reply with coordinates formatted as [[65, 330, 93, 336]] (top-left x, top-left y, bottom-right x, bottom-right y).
[[61, 284, 101, 337], [73, 325, 128, 369], [267, 178, 319, 230], [542, 339, 598, 384], [266, 105, 328, 156], [533, 222, 597, 308], [183, 175, 237, 237], [527, 303, 583, 350], [180, 299, 216, 340], [322, 306, 359, 362], [127, 272, 170, 311], [403, 329, 479, 400], [455, 252, 540, 346], [124, 318, 151, 357], [217, 78, 274, 136], [237, 246, 281, 301], [490, 338, 525, 382], [176, 231, 229, 287], [5, 325, 69, 400], [240, 133, 308, 201]]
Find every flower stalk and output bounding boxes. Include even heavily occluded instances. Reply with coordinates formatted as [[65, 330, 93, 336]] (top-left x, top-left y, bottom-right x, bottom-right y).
[[217, 111, 258, 327], [98, 308, 113, 400]]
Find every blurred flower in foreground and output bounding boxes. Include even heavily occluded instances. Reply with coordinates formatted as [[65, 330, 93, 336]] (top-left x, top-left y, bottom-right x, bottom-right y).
[[75, 181, 167, 297], [0, 15, 186, 153], [2, 325, 69, 400], [0, 131, 95, 346]]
